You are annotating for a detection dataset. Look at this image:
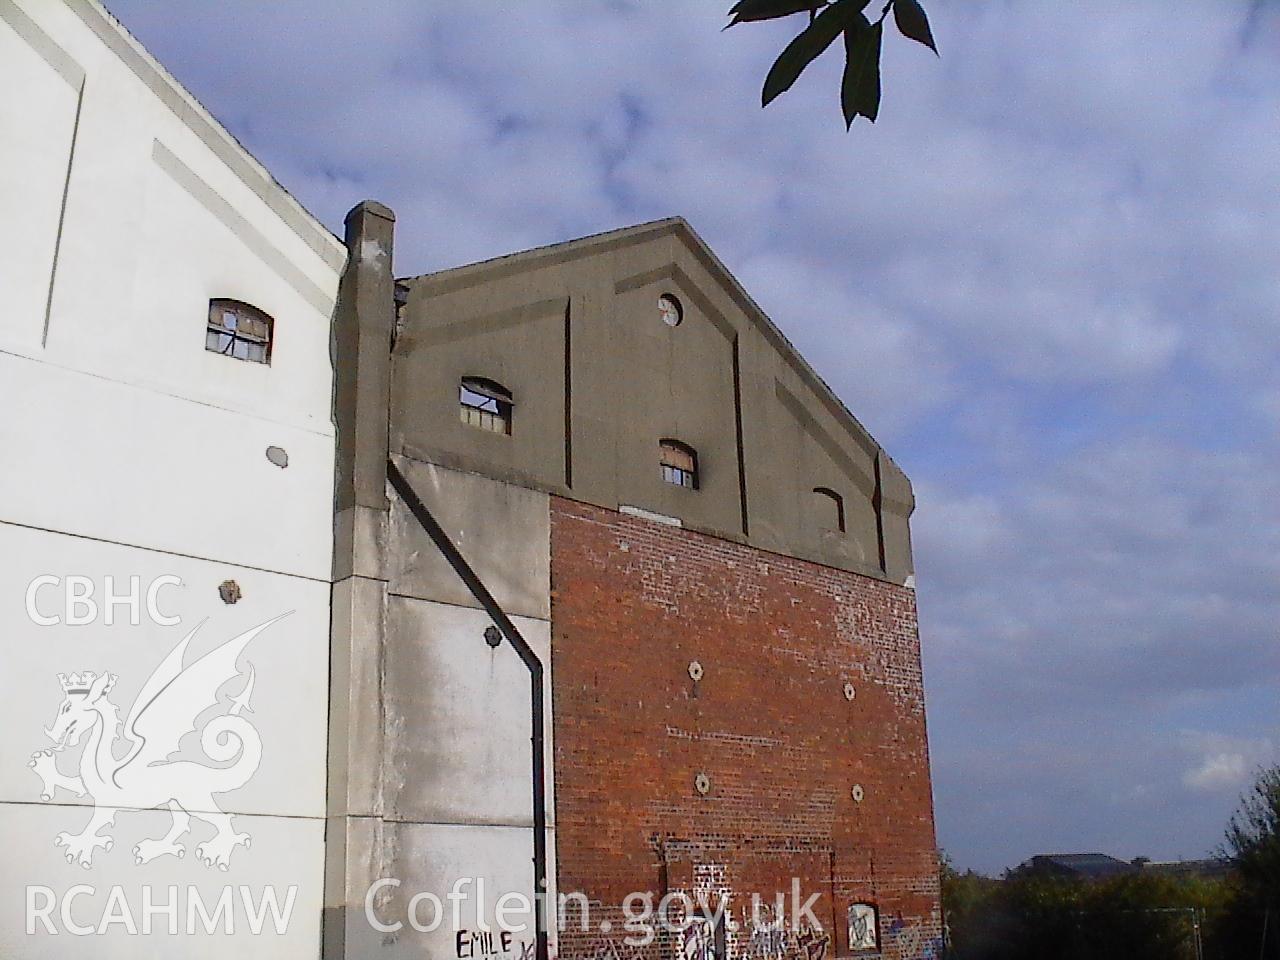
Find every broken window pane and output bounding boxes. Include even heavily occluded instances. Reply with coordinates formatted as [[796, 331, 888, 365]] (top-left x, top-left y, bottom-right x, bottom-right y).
[[459, 377, 513, 435], [207, 299, 273, 365], [660, 440, 698, 489]]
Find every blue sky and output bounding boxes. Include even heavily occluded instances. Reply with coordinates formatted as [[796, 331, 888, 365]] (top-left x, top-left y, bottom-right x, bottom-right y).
[[105, 0, 1280, 874]]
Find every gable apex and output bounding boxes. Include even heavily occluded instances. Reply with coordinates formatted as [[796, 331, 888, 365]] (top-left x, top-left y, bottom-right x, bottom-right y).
[[402, 215, 911, 503]]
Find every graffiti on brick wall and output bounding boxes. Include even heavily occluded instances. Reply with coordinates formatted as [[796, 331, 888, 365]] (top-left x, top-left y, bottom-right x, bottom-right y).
[[736, 902, 829, 960], [580, 938, 642, 960], [740, 907, 786, 960], [565, 910, 943, 960], [564, 897, 834, 960], [791, 927, 830, 960], [886, 916, 944, 960], [683, 916, 721, 960], [738, 924, 828, 960]]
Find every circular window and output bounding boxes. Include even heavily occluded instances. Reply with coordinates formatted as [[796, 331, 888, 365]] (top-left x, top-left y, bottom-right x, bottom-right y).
[[658, 293, 683, 327]]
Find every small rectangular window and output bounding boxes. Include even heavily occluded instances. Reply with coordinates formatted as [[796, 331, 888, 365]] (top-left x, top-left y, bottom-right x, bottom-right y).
[[207, 299, 272, 364], [660, 439, 698, 489], [460, 377, 513, 435]]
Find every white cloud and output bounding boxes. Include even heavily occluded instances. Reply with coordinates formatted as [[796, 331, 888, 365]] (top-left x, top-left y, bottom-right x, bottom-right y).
[[1181, 732, 1275, 793]]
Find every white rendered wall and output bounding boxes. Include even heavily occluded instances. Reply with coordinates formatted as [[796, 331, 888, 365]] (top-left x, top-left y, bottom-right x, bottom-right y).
[[0, 0, 344, 955]]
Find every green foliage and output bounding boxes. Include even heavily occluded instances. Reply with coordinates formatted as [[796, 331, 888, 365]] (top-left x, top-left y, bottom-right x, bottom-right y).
[[1212, 766, 1280, 957], [728, 0, 936, 127], [727, 0, 831, 27], [760, 3, 851, 108], [940, 861, 1231, 960], [841, 16, 882, 126], [892, 0, 936, 54], [935, 768, 1280, 958], [1225, 766, 1280, 907]]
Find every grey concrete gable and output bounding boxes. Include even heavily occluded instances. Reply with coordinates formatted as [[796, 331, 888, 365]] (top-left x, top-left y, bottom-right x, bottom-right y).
[[394, 215, 915, 585], [403, 216, 911, 500]]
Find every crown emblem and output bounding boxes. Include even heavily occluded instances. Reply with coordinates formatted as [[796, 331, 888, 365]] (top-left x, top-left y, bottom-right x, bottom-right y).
[[57, 672, 97, 694]]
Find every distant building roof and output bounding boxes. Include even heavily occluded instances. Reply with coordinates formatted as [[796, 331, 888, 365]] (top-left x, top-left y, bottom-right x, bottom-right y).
[[1137, 858, 1233, 879], [1016, 853, 1234, 882], [1017, 853, 1136, 880]]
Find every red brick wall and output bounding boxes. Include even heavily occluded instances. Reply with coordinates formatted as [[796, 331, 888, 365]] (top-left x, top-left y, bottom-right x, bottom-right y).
[[549, 498, 941, 960]]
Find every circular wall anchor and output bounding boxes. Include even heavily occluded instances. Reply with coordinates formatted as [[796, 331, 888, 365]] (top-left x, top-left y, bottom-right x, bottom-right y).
[[688, 660, 704, 682], [218, 580, 241, 605], [694, 772, 711, 795], [851, 784, 865, 804], [265, 446, 289, 468], [483, 626, 502, 649], [843, 682, 857, 702]]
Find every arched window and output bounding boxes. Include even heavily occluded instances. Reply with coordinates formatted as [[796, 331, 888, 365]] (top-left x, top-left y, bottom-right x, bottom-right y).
[[813, 487, 845, 533], [459, 376, 513, 435], [659, 439, 698, 489], [207, 299, 273, 363]]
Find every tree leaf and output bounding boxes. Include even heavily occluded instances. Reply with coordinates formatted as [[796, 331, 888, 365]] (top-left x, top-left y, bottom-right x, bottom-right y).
[[761, 0, 852, 107], [840, 17, 882, 126], [728, 0, 827, 26], [892, 0, 937, 54]]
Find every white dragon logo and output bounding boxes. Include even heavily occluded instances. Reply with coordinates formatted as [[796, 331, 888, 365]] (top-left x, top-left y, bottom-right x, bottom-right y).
[[26, 615, 285, 871]]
